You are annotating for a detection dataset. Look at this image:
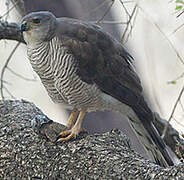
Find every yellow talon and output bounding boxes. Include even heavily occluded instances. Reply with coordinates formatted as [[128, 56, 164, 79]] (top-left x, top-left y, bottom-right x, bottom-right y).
[[57, 108, 87, 142]]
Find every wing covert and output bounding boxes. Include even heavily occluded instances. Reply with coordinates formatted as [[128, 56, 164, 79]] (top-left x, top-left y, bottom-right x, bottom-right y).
[[55, 17, 143, 106]]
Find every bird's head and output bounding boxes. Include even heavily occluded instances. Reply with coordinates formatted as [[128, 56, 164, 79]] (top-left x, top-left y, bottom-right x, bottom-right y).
[[20, 11, 57, 45]]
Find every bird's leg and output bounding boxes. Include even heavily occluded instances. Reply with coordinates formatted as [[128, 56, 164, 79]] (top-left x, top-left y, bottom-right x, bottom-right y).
[[57, 108, 87, 142], [67, 108, 78, 129]]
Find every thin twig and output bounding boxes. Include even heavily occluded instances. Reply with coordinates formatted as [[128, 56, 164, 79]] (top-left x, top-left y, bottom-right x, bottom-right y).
[[124, 5, 138, 43], [176, 10, 184, 18], [119, 0, 131, 17], [168, 72, 184, 84], [10, 0, 25, 16], [0, 42, 20, 100], [97, 0, 115, 24], [92, 20, 127, 25], [179, 100, 184, 113], [1, 0, 18, 19], [5, 0, 10, 20], [81, 0, 111, 20], [87, 0, 110, 18], [138, 6, 184, 66], [171, 23, 184, 35], [0, 78, 11, 85], [121, 4, 138, 44], [173, 117, 184, 129], [3, 85, 16, 99], [6, 67, 37, 81], [120, 0, 134, 3], [161, 85, 184, 138]]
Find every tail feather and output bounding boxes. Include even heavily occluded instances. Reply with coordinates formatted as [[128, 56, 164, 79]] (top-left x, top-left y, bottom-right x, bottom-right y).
[[128, 97, 174, 167]]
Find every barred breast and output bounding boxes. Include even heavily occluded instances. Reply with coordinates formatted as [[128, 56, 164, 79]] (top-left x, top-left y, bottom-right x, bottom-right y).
[[27, 37, 109, 111]]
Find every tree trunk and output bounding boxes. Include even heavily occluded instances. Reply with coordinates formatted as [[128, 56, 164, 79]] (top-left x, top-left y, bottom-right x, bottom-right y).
[[0, 100, 184, 179]]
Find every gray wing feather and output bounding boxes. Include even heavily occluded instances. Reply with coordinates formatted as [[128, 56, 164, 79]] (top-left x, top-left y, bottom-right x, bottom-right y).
[[55, 17, 142, 97]]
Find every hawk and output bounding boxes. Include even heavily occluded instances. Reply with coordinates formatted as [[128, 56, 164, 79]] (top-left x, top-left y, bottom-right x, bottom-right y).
[[20, 11, 174, 167]]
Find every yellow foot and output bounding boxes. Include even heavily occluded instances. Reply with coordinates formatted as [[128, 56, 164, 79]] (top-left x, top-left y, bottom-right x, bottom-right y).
[[57, 108, 87, 142], [57, 128, 86, 142]]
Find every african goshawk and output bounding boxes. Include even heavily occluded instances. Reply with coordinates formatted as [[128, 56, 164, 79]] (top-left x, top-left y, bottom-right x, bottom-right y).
[[20, 11, 174, 167]]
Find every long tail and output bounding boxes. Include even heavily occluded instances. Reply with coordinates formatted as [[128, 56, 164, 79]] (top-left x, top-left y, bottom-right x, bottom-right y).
[[127, 97, 174, 167]]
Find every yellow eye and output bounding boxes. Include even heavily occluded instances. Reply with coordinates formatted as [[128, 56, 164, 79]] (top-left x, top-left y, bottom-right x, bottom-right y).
[[32, 18, 41, 25]]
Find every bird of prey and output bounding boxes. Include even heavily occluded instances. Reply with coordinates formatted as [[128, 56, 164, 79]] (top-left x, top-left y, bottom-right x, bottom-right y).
[[20, 11, 174, 167]]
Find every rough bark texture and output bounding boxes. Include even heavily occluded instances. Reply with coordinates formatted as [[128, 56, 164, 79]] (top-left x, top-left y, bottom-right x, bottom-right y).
[[0, 21, 25, 43], [0, 100, 184, 179]]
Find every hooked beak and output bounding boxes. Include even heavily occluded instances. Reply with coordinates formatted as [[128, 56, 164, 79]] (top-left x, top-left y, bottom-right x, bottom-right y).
[[20, 22, 29, 32]]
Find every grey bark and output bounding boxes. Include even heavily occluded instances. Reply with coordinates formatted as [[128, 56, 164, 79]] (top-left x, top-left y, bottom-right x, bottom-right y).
[[0, 99, 184, 179], [0, 20, 25, 43]]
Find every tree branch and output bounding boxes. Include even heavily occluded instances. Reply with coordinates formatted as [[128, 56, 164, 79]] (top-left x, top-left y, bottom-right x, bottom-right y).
[[0, 42, 21, 100], [0, 99, 184, 179], [0, 20, 25, 43], [10, 0, 26, 16]]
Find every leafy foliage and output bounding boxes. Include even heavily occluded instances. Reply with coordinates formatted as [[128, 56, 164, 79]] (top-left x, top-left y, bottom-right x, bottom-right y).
[[176, 0, 184, 11]]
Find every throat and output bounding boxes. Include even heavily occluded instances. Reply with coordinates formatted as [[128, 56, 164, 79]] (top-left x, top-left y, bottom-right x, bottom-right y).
[[27, 41, 51, 74], [23, 31, 43, 46]]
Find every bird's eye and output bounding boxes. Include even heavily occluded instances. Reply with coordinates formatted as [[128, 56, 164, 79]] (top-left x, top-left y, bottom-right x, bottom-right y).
[[32, 18, 41, 25]]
